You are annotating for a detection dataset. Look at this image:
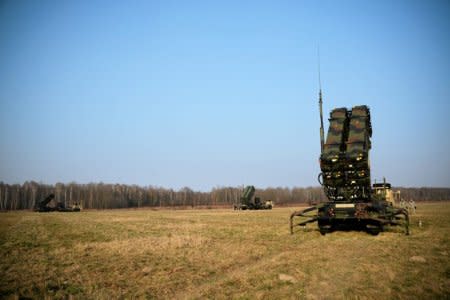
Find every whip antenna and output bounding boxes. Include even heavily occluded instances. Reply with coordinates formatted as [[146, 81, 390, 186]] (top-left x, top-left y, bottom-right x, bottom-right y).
[[318, 46, 325, 153]]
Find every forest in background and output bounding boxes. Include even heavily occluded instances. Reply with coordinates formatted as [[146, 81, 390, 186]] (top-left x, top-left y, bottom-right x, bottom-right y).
[[0, 181, 449, 211]]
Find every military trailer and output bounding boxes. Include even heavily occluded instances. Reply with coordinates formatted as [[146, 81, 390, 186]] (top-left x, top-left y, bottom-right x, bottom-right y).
[[234, 186, 273, 210], [290, 91, 409, 235], [35, 193, 81, 212]]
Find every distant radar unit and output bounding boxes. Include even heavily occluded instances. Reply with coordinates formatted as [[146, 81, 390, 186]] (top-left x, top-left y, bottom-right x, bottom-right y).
[[234, 186, 273, 210]]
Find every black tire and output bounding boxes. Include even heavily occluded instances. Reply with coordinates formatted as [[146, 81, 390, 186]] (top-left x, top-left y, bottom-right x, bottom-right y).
[[318, 219, 332, 235], [366, 224, 382, 235]]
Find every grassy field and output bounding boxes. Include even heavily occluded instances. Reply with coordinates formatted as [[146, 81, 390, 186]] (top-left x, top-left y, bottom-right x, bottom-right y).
[[0, 203, 449, 299]]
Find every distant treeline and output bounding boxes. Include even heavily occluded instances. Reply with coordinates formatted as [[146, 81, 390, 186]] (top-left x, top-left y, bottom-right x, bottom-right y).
[[0, 182, 449, 211]]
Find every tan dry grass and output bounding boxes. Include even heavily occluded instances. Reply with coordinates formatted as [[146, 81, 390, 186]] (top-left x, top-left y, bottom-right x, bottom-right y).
[[0, 203, 449, 299]]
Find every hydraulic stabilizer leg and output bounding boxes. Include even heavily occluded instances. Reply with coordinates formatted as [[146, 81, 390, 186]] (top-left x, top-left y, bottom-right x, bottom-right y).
[[290, 206, 319, 234], [382, 207, 410, 235], [395, 208, 410, 235]]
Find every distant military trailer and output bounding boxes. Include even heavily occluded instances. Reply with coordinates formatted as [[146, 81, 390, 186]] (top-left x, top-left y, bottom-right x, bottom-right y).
[[234, 186, 273, 210], [290, 90, 409, 235], [35, 193, 81, 212], [35, 193, 56, 212]]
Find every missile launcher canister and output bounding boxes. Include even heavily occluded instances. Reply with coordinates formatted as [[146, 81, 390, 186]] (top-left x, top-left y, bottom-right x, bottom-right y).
[[320, 105, 372, 202]]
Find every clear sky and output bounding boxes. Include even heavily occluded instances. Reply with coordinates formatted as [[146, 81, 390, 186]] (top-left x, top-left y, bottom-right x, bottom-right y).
[[1, 0, 449, 191]]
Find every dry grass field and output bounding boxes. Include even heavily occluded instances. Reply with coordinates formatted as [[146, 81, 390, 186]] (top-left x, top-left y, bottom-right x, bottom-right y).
[[0, 202, 449, 299]]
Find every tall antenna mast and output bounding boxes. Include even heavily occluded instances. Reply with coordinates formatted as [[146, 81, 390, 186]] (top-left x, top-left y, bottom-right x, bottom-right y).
[[318, 47, 325, 153]]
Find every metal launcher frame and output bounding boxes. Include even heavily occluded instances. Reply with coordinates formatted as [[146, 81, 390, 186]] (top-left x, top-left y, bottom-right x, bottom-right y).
[[290, 91, 409, 235]]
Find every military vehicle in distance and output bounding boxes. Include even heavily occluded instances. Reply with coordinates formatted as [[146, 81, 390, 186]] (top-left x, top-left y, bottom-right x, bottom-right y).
[[234, 186, 273, 210], [290, 90, 409, 235], [35, 193, 81, 212], [372, 179, 402, 207]]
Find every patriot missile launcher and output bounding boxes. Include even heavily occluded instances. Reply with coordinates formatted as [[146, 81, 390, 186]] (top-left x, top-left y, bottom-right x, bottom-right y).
[[35, 193, 81, 212], [290, 91, 409, 235]]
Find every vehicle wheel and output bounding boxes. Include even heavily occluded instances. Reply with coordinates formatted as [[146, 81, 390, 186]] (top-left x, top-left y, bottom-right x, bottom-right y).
[[367, 224, 382, 235], [318, 220, 332, 235]]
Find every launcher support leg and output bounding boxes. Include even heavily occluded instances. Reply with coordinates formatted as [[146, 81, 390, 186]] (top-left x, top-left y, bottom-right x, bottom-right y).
[[290, 206, 319, 234], [396, 208, 410, 235], [385, 208, 410, 235]]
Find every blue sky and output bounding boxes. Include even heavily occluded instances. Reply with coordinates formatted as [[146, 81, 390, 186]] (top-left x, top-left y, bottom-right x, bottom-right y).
[[1, 0, 449, 190]]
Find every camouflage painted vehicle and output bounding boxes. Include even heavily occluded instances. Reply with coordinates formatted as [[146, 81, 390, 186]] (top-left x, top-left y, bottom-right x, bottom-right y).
[[290, 91, 409, 235], [35, 193, 81, 212], [234, 186, 273, 210]]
